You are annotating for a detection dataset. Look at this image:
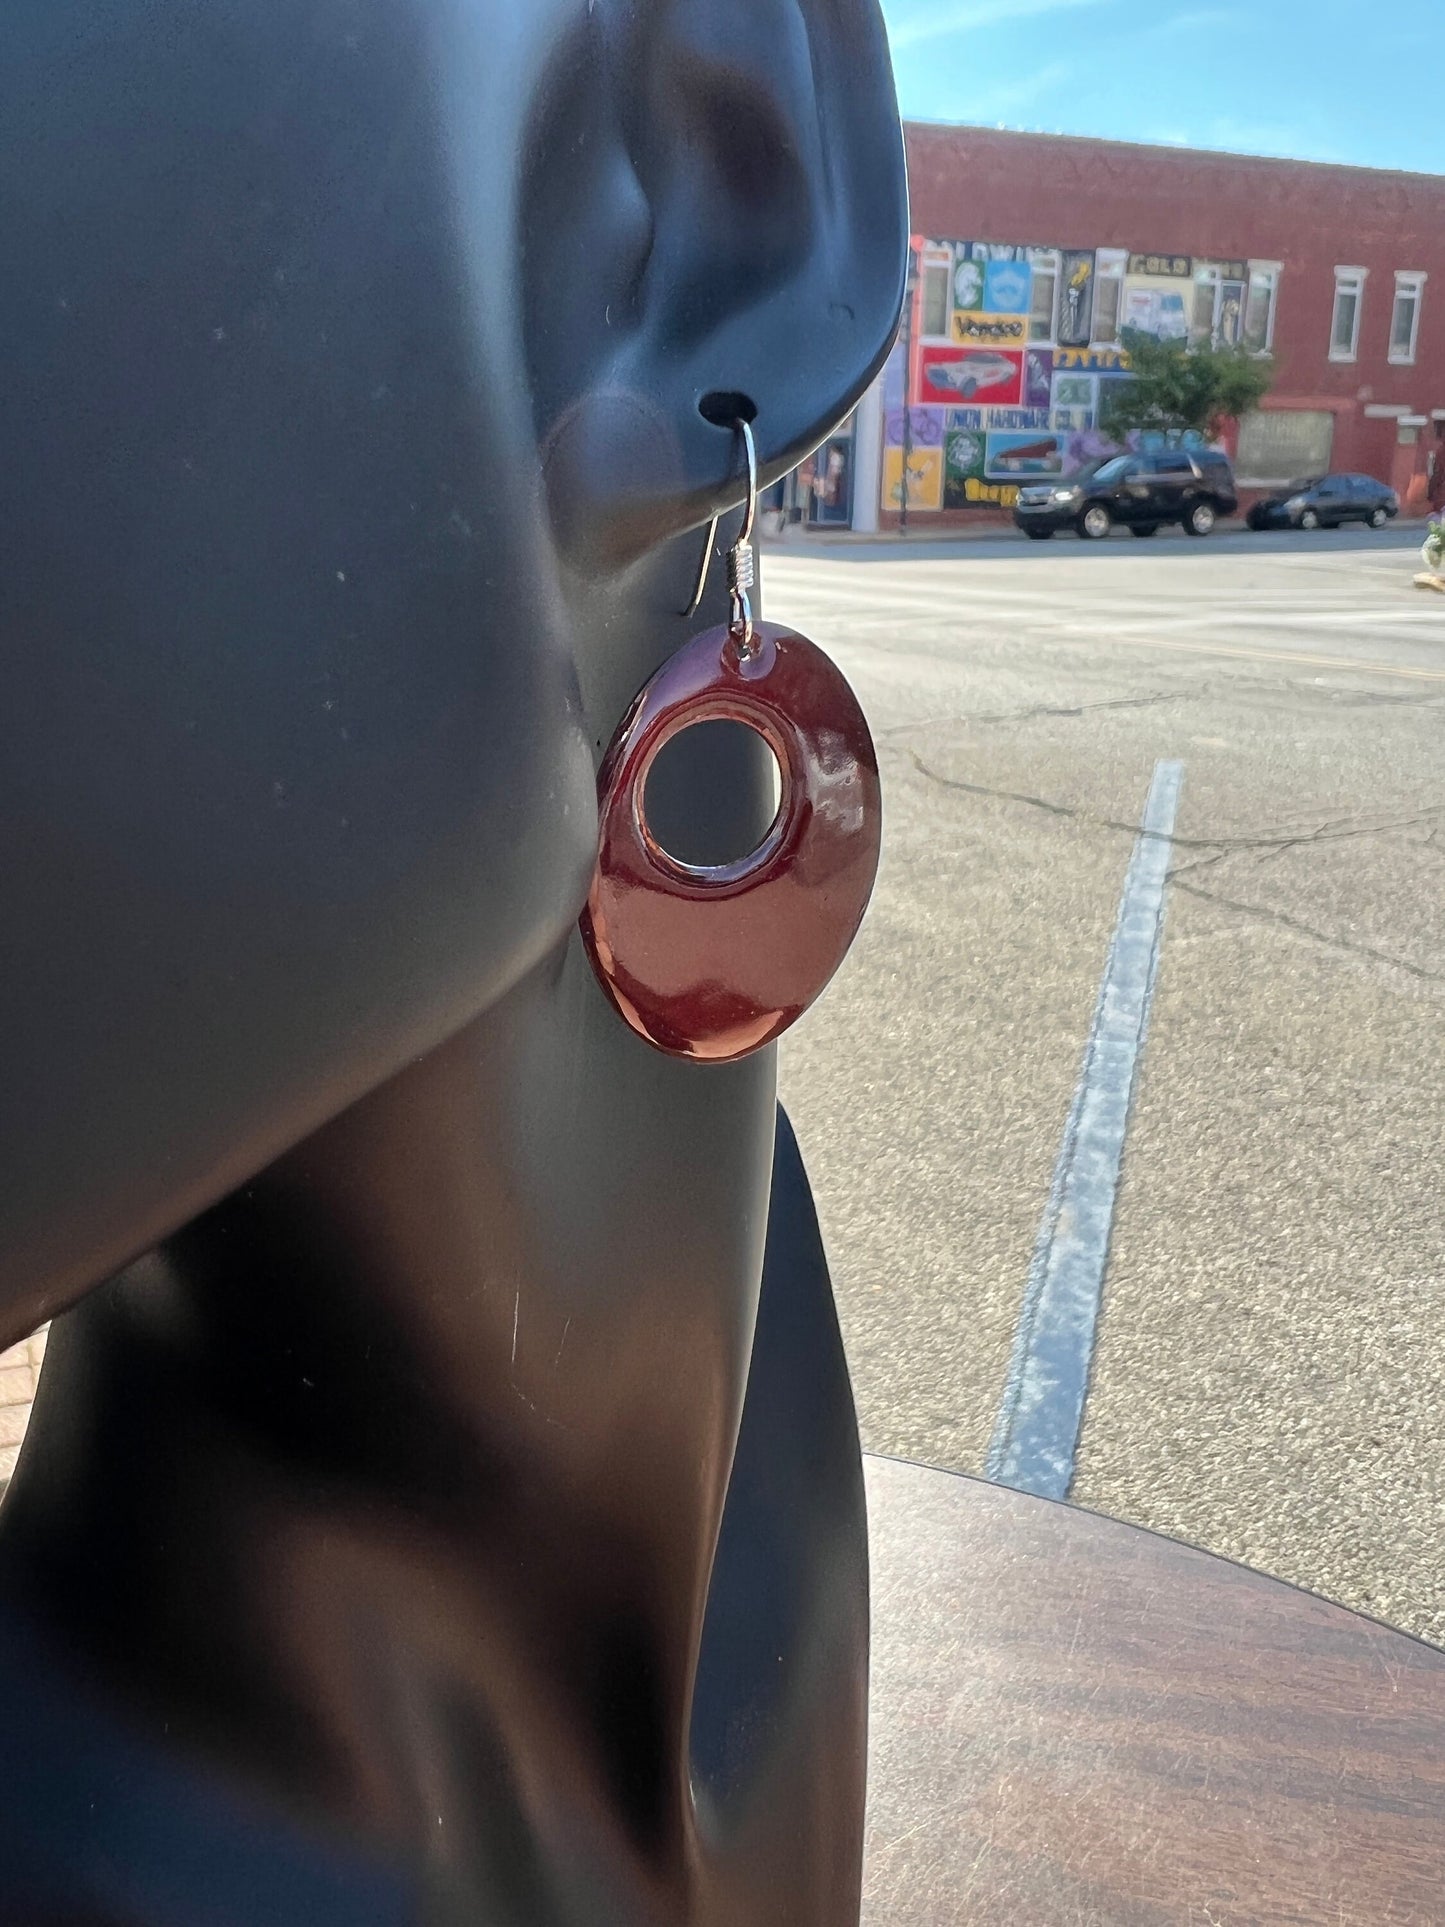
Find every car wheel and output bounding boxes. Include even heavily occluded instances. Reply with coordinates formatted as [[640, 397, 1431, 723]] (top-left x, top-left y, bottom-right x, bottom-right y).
[[1023, 528, 1054, 541], [1078, 504, 1112, 540], [961, 379, 977, 399], [1299, 508, 1319, 530], [1184, 501, 1216, 537], [1370, 506, 1388, 528], [1130, 524, 1158, 538]]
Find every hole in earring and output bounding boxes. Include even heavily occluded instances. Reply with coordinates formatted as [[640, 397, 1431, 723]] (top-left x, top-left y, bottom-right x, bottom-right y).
[[640, 720, 782, 870], [698, 391, 758, 429]]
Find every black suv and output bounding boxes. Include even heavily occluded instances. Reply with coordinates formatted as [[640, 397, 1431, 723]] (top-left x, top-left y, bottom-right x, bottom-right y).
[[1014, 448, 1238, 540]]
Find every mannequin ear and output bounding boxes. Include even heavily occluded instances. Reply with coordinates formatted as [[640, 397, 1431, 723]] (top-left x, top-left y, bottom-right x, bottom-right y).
[[524, 0, 907, 570]]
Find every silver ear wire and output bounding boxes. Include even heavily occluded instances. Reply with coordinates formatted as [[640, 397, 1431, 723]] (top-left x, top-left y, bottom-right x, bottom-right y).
[[681, 418, 759, 653], [682, 514, 719, 619]]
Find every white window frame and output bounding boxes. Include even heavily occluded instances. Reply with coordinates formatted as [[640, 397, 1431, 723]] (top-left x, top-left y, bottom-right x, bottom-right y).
[[1189, 262, 1249, 349], [1091, 248, 1126, 347], [1190, 264, 1222, 345], [1330, 267, 1367, 363], [1244, 261, 1280, 354], [1389, 270, 1426, 365], [1029, 250, 1060, 344], [918, 247, 954, 343]]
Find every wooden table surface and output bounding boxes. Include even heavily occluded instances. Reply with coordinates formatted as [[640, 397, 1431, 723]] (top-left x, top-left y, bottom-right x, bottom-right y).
[[864, 1454, 1445, 1926]]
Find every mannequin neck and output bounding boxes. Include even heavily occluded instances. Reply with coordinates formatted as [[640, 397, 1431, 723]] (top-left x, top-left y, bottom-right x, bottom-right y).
[[0, 991, 756, 1915]]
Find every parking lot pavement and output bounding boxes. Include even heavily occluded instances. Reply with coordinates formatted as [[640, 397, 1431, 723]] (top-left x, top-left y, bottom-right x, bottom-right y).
[[766, 529, 1445, 1644]]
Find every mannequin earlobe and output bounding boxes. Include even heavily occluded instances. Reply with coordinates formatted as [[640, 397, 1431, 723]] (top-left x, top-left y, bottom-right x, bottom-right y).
[[523, 0, 907, 573]]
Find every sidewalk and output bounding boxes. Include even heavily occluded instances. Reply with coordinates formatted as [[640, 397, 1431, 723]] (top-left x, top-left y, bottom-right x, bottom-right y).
[[762, 521, 1013, 549], [0, 1330, 45, 1486], [763, 513, 1432, 554]]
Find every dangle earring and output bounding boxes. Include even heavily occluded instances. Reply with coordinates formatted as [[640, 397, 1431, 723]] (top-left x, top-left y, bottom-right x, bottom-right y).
[[580, 419, 882, 1063]]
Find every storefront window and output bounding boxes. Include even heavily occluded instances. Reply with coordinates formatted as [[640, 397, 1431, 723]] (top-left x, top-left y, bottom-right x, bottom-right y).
[[1236, 407, 1335, 482]]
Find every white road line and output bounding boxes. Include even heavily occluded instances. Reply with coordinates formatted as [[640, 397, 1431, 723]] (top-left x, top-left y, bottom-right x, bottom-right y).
[[986, 758, 1184, 1501]]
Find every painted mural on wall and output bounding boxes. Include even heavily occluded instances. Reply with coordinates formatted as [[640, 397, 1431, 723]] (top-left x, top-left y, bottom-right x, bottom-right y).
[[1053, 347, 1129, 372], [883, 444, 944, 513], [1057, 251, 1094, 347], [885, 406, 944, 449], [882, 339, 907, 413], [943, 417, 986, 506], [986, 430, 1069, 479], [1024, 349, 1053, 409], [918, 345, 1024, 407], [886, 231, 1263, 513], [1123, 277, 1187, 340], [953, 310, 1027, 346]]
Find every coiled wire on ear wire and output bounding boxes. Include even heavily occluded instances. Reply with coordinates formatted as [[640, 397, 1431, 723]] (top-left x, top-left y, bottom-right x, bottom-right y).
[[682, 417, 759, 655]]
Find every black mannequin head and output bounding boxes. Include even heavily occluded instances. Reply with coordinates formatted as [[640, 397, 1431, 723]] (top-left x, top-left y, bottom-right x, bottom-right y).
[[0, 0, 906, 1335]]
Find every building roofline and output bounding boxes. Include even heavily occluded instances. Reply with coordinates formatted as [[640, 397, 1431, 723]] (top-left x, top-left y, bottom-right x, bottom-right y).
[[903, 119, 1445, 188]]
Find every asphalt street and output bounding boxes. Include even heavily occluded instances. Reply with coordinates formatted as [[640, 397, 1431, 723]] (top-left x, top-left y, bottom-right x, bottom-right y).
[[766, 524, 1445, 1645]]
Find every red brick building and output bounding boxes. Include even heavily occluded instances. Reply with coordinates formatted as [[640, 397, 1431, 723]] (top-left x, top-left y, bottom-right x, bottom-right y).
[[848, 124, 1445, 531]]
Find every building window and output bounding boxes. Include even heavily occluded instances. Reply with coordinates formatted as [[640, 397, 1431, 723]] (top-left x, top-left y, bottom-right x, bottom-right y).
[[1191, 264, 1248, 347], [1190, 266, 1219, 344], [1217, 276, 1245, 346], [1330, 267, 1366, 361], [1244, 263, 1280, 352], [1236, 408, 1335, 484], [1390, 271, 1425, 365], [1092, 249, 1126, 345], [1030, 254, 1058, 341], [920, 255, 952, 339]]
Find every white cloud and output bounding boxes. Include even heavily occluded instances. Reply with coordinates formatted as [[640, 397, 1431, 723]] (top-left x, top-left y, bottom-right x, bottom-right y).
[[943, 59, 1072, 121], [1190, 116, 1350, 164], [888, 0, 1109, 54], [1134, 118, 1349, 164], [1142, 6, 1243, 33]]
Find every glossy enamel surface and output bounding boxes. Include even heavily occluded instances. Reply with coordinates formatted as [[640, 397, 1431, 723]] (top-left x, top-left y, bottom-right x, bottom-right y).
[[582, 621, 882, 1062]]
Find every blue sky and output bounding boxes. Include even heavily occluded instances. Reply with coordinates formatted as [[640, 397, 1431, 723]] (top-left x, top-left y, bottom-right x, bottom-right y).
[[882, 0, 1434, 175]]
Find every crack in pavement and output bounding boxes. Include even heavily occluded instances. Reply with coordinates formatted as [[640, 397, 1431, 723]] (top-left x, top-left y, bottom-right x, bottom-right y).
[[907, 752, 1442, 980], [1170, 880, 1439, 982], [1317, 688, 1445, 709], [1166, 815, 1445, 881], [906, 751, 1445, 863], [881, 690, 1186, 737]]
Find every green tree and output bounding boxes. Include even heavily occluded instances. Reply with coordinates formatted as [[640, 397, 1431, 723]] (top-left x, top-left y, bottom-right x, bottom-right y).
[[1102, 328, 1274, 443]]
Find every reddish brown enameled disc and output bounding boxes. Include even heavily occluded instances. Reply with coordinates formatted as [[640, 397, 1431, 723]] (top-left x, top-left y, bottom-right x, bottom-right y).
[[580, 620, 882, 1063]]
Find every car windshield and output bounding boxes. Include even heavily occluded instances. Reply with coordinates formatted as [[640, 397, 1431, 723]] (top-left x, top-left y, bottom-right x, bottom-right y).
[[1288, 477, 1324, 492], [1091, 456, 1130, 483]]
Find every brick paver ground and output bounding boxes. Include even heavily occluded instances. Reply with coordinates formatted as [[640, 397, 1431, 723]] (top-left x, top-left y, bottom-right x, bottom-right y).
[[0, 1328, 46, 1486]]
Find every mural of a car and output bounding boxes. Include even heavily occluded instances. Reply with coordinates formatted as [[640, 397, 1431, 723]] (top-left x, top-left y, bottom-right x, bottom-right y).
[[929, 352, 1017, 398], [990, 439, 1061, 473]]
